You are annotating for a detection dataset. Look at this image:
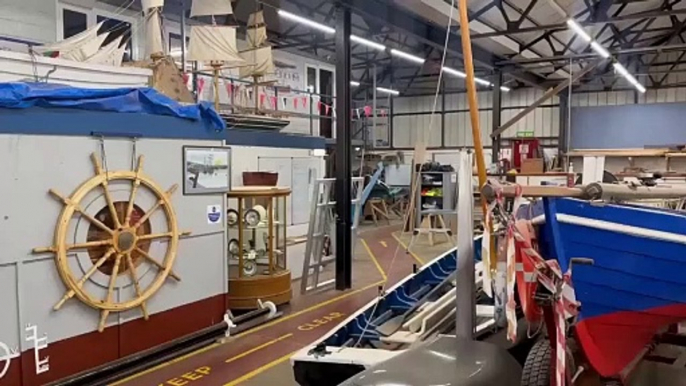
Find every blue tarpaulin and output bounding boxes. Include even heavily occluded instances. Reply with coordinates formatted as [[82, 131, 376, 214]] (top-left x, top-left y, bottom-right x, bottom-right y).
[[0, 82, 225, 131]]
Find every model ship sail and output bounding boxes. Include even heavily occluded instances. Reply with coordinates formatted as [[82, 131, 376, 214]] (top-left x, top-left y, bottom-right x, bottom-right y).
[[85, 36, 126, 66], [34, 21, 109, 61], [188, 0, 244, 109], [239, 11, 275, 78], [143, 0, 166, 59], [187, 0, 244, 65]]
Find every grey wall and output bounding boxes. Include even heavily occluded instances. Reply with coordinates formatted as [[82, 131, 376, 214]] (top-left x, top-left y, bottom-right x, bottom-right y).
[[570, 102, 686, 149], [0, 135, 226, 351]]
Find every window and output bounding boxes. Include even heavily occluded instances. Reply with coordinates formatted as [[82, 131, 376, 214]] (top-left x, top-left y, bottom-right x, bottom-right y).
[[307, 67, 317, 93], [63, 9, 88, 38], [97, 15, 132, 61]]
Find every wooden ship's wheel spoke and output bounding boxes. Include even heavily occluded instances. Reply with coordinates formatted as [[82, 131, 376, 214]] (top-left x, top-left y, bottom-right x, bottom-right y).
[[34, 153, 190, 332]]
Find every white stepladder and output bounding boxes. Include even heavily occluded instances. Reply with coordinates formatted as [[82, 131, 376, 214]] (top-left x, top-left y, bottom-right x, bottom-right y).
[[300, 177, 365, 294]]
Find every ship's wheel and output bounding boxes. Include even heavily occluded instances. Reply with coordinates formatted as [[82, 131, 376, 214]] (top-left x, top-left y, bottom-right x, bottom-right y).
[[34, 153, 189, 332]]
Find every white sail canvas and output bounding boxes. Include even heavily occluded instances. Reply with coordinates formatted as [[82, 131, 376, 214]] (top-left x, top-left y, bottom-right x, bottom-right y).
[[188, 25, 244, 64], [142, 0, 165, 9], [239, 46, 274, 78], [248, 10, 265, 26], [145, 9, 165, 57], [247, 26, 268, 47], [190, 0, 233, 17], [35, 21, 104, 55], [60, 32, 109, 62], [86, 36, 125, 66]]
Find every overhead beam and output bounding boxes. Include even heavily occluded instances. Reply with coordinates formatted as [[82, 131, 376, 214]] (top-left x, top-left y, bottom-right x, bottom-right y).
[[492, 60, 604, 138], [340, 0, 547, 88], [473, 8, 686, 39]]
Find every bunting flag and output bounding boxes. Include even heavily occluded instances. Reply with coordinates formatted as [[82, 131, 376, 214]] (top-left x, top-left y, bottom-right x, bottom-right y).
[[259, 93, 266, 107], [364, 105, 372, 117], [225, 82, 233, 96], [317, 100, 322, 112], [182, 73, 190, 85], [294, 97, 299, 109], [270, 96, 277, 109], [301, 96, 308, 109], [197, 78, 206, 95], [324, 104, 330, 115]]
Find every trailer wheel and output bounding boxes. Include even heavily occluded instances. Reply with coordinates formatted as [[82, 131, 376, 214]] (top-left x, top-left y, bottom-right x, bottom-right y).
[[521, 339, 552, 386]]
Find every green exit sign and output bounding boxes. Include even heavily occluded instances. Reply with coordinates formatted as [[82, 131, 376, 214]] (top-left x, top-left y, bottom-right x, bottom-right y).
[[516, 131, 535, 137]]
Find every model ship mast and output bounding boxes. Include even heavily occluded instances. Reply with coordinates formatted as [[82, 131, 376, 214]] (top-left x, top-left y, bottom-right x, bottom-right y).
[[188, 0, 245, 110], [239, 10, 276, 113]]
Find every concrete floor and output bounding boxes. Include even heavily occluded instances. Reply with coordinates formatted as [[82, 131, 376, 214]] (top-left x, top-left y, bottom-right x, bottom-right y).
[[239, 226, 456, 386], [113, 220, 457, 386]]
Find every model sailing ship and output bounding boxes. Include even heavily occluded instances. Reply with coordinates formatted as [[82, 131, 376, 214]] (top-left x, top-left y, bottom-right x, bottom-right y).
[[187, 1, 289, 130]]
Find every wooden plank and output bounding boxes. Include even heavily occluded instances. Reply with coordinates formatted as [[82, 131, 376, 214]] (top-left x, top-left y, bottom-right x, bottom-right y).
[[492, 60, 604, 138]]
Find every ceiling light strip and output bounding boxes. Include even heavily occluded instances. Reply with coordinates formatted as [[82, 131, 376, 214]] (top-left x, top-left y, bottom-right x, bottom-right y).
[[351, 35, 386, 51], [390, 48, 426, 64], [567, 18, 645, 93]]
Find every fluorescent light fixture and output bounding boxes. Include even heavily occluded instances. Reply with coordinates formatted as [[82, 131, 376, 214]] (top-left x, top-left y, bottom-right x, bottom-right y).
[[590, 42, 610, 58], [442, 66, 466, 78], [613, 63, 646, 93], [566, 19, 592, 42], [350, 81, 360, 87], [474, 78, 491, 87], [500, 86, 511, 92], [376, 87, 400, 96], [390, 48, 425, 64], [277, 10, 335, 34], [351, 35, 386, 51]]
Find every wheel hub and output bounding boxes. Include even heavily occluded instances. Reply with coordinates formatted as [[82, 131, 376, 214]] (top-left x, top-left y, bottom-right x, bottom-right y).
[[115, 229, 137, 253]]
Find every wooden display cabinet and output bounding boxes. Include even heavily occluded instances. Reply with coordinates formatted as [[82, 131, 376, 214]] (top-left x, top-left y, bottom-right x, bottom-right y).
[[226, 186, 292, 309]]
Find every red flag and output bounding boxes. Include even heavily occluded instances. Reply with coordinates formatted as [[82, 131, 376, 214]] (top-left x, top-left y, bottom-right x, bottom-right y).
[[324, 104, 330, 115], [270, 96, 277, 109], [259, 93, 266, 107], [197, 78, 206, 94], [302, 96, 308, 108], [225, 83, 233, 95], [317, 100, 322, 112], [294, 97, 299, 109], [364, 105, 372, 117], [182, 73, 190, 84]]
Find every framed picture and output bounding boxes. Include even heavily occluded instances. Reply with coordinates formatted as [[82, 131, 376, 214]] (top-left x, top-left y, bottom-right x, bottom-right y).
[[183, 146, 231, 195]]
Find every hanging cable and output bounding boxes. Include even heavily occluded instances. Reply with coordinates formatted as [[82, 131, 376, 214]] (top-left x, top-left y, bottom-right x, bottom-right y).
[[350, 0, 457, 349]]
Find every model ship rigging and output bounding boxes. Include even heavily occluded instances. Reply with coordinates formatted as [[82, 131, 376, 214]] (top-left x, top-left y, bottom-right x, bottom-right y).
[[187, 2, 289, 130]]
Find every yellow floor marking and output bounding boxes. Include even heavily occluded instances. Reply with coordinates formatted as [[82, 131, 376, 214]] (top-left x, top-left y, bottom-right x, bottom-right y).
[[361, 238, 388, 282], [223, 349, 300, 386], [380, 240, 387, 248], [112, 241, 387, 385], [225, 333, 293, 364], [391, 233, 425, 266], [109, 342, 222, 386]]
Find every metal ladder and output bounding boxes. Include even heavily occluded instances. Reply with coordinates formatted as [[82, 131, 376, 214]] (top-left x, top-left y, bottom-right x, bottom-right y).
[[300, 177, 364, 294]]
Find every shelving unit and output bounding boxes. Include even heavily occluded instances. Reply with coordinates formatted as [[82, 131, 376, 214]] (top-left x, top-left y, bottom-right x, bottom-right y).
[[414, 170, 457, 228]]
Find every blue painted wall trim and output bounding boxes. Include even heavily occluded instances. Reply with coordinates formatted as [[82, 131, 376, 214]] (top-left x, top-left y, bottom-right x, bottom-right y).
[[571, 102, 686, 149], [0, 108, 325, 150]]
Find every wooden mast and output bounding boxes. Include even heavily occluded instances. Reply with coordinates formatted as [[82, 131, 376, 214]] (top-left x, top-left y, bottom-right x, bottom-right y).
[[457, 0, 494, 272]]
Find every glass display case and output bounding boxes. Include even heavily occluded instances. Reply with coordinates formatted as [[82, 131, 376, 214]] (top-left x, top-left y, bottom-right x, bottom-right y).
[[226, 186, 292, 309]]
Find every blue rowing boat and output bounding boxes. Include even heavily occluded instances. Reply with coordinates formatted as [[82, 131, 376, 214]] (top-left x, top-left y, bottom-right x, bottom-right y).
[[528, 197, 686, 377]]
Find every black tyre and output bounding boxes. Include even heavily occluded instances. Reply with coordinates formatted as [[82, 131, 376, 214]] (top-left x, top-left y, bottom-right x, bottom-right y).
[[521, 339, 552, 386]]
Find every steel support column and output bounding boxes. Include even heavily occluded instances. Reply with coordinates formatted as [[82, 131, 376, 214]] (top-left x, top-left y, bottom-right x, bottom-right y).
[[441, 77, 446, 148], [558, 94, 569, 161], [492, 71, 502, 163], [334, 4, 352, 291]]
